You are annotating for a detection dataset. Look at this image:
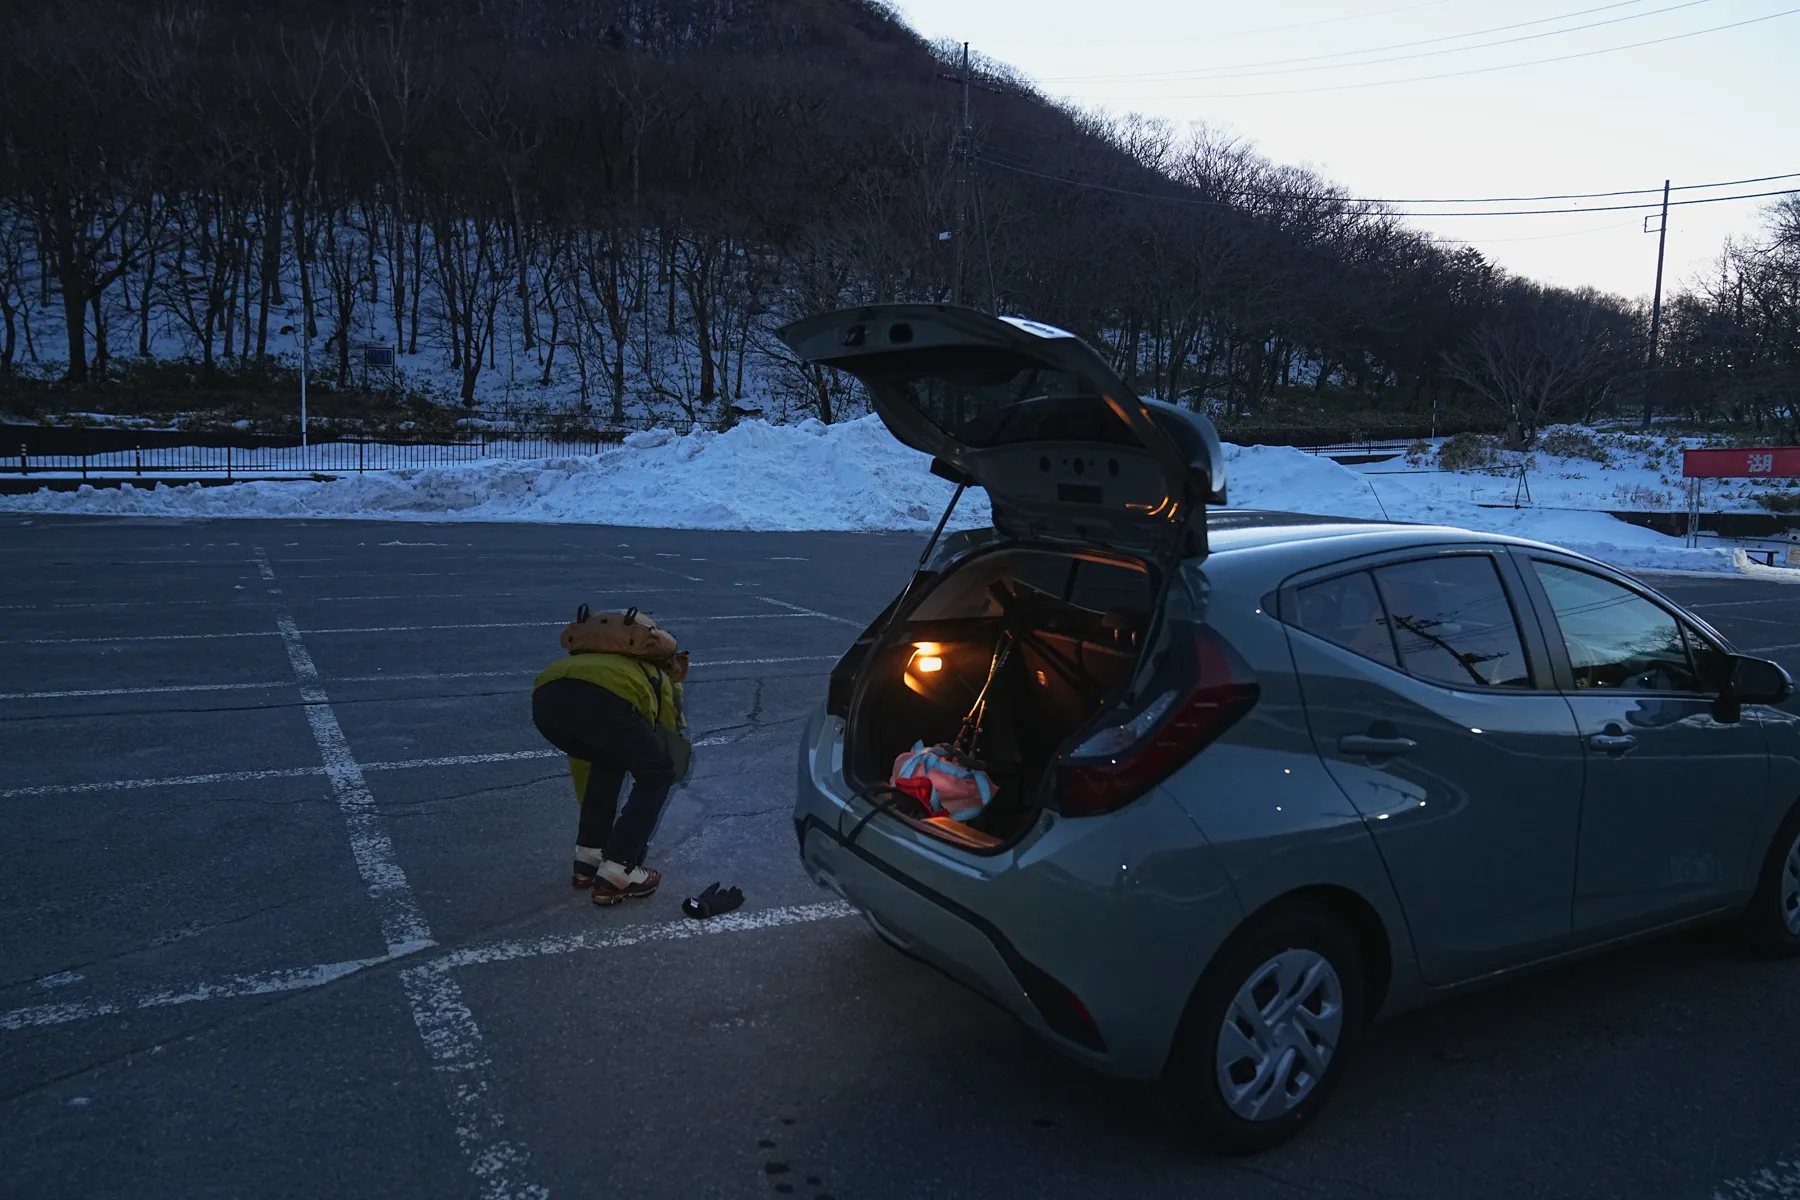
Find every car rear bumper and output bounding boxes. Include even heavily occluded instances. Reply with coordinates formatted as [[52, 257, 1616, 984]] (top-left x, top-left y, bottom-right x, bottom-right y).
[[793, 706, 1245, 1080]]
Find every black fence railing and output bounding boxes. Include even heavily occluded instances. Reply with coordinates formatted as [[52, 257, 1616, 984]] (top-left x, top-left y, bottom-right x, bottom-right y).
[[4, 426, 628, 478], [5, 415, 1507, 479], [1217, 419, 1500, 448]]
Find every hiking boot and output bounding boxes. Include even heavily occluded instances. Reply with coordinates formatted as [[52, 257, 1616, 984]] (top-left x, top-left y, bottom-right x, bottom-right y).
[[572, 845, 606, 889], [591, 860, 660, 905]]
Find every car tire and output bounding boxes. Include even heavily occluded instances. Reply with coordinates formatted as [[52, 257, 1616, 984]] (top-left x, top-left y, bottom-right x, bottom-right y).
[[1164, 905, 1365, 1156], [1734, 800, 1800, 959]]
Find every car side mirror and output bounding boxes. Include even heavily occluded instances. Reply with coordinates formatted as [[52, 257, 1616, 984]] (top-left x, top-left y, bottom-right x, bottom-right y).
[[1730, 655, 1794, 706]]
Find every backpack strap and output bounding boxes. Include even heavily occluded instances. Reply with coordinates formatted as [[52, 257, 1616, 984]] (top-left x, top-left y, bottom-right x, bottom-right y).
[[637, 661, 664, 725]]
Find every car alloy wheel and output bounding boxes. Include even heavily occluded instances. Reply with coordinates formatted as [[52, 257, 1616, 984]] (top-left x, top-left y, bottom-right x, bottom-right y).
[[1215, 948, 1346, 1121]]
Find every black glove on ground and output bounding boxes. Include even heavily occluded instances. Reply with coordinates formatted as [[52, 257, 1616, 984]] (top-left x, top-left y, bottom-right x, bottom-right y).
[[682, 882, 744, 919]]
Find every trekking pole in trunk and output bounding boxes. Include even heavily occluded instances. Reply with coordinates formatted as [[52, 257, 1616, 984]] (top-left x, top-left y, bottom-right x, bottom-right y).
[[954, 630, 1015, 757]]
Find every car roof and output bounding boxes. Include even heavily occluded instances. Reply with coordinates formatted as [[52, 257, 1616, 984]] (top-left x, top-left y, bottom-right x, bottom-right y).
[[1205, 509, 1567, 560]]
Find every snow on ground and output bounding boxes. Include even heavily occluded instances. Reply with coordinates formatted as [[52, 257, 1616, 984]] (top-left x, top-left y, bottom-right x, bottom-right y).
[[1344, 427, 1800, 515], [1223, 442, 1753, 575], [1, 417, 1788, 578], [0, 417, 990, 533]]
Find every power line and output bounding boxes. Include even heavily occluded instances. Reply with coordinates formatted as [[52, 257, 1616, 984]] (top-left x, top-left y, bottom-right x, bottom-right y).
[[1393, 186, 1800, 217], [1368, 171, 1800, 205], [975, 155, 1800, 217], [1039, 0, 1674, 83], [1195, 0, 1471, 40], [1061, 7, 1800, 100], [977, 145, 1800, 206]]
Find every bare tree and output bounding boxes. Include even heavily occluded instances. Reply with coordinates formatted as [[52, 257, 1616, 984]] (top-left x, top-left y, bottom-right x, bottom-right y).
[[1444, 295, 1616, 448]]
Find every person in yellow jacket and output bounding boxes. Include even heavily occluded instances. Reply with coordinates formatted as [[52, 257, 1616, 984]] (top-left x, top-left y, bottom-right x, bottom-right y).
[[532, 638, 688, 905]]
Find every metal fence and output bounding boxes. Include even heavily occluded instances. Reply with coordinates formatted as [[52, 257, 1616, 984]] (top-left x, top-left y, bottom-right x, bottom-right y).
[[5, 415, 1506, 480], [4, 426, 628, 478], [1223, 420, 1499, 449]]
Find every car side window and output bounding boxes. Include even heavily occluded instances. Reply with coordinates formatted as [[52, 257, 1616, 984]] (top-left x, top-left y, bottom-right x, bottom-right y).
[[1371, 556, 1533, 689], [1294, 571, 1399, 668], [1531, 560, 1698, 692]]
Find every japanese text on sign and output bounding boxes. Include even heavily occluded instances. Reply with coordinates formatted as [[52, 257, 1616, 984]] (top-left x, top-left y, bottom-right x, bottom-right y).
[[1682, 448, 1800, 479]]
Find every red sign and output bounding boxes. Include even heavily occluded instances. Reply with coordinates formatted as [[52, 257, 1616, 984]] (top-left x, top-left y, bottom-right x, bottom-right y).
[[1681, 447, 1800, 479]]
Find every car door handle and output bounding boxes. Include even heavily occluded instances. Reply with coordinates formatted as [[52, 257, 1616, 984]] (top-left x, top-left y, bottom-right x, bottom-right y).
[[1338, 734, 1418, 757], [1588, 732, 1637, 755]]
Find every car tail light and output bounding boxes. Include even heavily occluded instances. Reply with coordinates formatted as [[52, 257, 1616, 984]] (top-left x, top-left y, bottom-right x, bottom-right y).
[[1053, 625, 1259, 817]]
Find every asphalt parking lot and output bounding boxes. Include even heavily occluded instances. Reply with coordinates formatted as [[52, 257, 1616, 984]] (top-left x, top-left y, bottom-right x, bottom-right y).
[[2, 514, 1799, 1200]]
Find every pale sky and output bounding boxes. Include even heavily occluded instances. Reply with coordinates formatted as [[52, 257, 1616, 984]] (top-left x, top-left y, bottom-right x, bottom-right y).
[[891, 0, 1800, 302]]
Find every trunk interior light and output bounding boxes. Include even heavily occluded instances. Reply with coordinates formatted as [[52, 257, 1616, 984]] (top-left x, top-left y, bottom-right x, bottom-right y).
[[903, 643, 945, 695], [910, 643, 944, 671]]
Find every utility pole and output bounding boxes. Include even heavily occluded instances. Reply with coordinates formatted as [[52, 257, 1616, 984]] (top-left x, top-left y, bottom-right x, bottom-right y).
[[951, 41, 971, 307], [936, 44, 1007, 311], [1643, 178, 1670, 428]]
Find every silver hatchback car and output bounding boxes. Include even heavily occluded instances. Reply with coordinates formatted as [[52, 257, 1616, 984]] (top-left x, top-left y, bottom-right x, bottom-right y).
[[780, 305, 1800, 1154]]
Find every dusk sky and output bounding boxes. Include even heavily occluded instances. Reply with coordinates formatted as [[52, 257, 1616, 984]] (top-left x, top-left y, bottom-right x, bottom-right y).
[[894, 0, 1800, 300]]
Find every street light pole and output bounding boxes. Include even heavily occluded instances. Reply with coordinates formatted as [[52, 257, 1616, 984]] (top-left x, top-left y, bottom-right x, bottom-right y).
[[300, 328, 309, 453]]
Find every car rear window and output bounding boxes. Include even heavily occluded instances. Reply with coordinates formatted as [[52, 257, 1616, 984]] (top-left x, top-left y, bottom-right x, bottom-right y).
[[1372, 556, 1531, 689], [1295, 571, 1398, 668], [854, 347, 1126, 451]]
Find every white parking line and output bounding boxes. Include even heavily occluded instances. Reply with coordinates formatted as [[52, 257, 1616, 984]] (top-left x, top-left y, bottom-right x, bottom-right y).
[[1, 765, 322, 799], [0, 681, 290, 701], [330, 656, 837, 685], [256, 551, 432, 957], [0, 902, 857, 1036], [1, 948, 425, 1032], [303, 614, 815, 635], [11, 612, 822, 645], [0, 656, 838, 704], [18, 630, 278, 644], [0, 750, 562, 800], [398, 902, 854, 1200], [1747, 642, 1800, 654], [753, 595, 863, 627], [254, 547, 545, 1199], [0, 597, 265, 610], [434, 900, 858, 971]]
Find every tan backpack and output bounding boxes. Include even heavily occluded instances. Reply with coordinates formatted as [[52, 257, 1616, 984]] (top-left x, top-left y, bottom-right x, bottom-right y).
[[559, 605, 688, 680]]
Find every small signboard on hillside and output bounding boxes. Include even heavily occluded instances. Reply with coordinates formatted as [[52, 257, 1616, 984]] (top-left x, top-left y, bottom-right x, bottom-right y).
[[1682, 447, 1800, 478]]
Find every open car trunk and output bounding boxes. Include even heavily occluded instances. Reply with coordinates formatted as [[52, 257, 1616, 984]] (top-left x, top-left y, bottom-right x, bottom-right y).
[[846, 545, 1158, 850]]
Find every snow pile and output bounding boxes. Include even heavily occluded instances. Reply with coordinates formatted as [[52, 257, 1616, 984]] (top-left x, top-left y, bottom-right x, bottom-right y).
[[0, 415, 1773, 576], [1224, 444, 1388, 519], [0, 417, 992, 533]]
